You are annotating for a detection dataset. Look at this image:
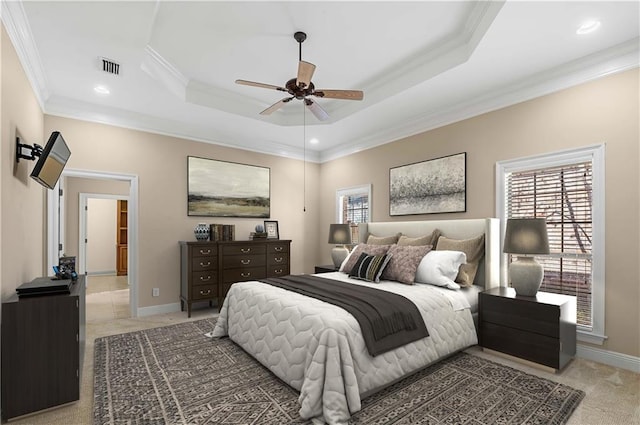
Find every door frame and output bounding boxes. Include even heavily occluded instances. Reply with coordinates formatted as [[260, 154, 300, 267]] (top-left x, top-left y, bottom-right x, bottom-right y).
[[47, 169, 139, 318]]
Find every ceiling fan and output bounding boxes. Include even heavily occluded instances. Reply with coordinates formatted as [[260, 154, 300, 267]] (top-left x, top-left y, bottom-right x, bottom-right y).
[[236, 31, 364, 121]]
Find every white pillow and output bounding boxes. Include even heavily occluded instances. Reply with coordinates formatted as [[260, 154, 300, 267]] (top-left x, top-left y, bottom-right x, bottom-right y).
[[415, 250, 467, 290]]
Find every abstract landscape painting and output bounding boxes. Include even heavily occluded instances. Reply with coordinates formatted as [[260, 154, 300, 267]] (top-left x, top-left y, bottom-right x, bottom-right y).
[[389, 152, 466, 215], [188, 156, 270, 217]]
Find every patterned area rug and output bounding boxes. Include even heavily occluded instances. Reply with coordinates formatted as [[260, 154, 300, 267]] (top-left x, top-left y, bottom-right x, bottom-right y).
[[93, 318, 584, 425]]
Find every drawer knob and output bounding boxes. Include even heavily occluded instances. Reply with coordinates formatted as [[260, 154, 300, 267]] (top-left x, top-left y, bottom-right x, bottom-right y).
[[241, 259, 251, 265], [199, 249, 211, 255], [275, 269, 283, 274], [199, 261, 211, 267], [274, 247, 283, 252], [274, 257, 283, 263], [241, 272, 251, 278], [200, 289, 211, 295], [241, 248, 251, 253], [199, 276, 211, 282]]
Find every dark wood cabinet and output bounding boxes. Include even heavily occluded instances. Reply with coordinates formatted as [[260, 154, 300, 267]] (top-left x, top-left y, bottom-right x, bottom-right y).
[[479, 287, 576, 371], [180, 242, 219, 317], [1, 276, 86, 420], [179, 240, 291, 316]]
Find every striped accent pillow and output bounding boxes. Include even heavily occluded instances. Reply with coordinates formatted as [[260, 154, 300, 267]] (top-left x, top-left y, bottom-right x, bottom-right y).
[[349, 253, 392, 283]]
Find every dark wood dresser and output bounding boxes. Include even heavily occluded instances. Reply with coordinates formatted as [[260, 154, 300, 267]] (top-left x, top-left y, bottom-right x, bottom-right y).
[[479, 287, 576, 371], [1, 276, 86, 420], [180, 239, 291, 316]]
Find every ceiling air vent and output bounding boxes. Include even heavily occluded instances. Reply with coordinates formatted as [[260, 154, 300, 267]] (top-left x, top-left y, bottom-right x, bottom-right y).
[[99, 57, 120, 75]]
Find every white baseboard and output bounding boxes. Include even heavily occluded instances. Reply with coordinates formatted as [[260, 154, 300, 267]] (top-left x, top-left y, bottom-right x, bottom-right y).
[[136, 302, 181, 317], [577, 344, 640, 373], [87, 270, 117, 276]]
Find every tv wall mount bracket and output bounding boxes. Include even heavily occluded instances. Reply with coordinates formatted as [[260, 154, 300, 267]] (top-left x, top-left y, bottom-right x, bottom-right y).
[[16, 136, 43, 162]]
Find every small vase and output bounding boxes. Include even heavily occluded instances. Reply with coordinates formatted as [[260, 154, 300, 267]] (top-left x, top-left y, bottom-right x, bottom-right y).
[[194, 223, 210, 241]]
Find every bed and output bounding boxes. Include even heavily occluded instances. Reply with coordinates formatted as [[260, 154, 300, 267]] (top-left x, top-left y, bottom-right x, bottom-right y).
[[211, 218, 500, 425]]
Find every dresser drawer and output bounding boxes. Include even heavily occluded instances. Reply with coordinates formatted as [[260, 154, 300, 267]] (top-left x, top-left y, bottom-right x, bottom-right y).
[[191, 245, 216, 257], [481, 294, 560, 338], [481, 322, 560, 369], [192, 271, 217, 286], [223, 267, 266, 283], [222, 254, 266, 269], [267, 264, 289, 277], [267, 242, 289, 254], [191, 284, 217, 301], [267, 253, 289, 266], [191, 256, 217, 272], [222, 244, 266, 256]]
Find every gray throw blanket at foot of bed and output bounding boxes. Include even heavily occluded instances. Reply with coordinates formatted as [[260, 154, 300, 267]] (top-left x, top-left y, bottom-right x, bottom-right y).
[[259, 274, 429, 355]]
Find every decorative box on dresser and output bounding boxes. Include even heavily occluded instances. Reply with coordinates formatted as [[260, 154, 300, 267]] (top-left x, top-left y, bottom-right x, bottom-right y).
[[180, 241, 219, 317], [180, 239, 291, 316], [1, 276, 86, 420], [479, 287, 577, 371]]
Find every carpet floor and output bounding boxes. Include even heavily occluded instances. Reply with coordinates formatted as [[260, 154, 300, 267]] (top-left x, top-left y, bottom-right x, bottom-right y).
[[93, 318, 585, 424]]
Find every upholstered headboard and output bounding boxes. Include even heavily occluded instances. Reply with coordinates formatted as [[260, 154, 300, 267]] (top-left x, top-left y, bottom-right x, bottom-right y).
[[358, 218, 500, 289]]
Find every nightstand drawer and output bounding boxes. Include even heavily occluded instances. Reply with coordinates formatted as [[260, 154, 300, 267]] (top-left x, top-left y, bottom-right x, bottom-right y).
[[481, 295, 560, 338], [481, 322, 560, 369]]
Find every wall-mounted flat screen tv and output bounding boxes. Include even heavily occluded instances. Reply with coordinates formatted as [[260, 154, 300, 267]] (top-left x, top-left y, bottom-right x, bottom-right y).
[[30, 131, 71, 190]]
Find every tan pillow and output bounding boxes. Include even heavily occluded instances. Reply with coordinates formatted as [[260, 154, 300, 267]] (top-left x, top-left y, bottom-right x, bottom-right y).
[[397, 229, 442, 247], [340, 243, 393, 273], [436, 234, 485, 287], [366, 233, 401, 245], [381, 244, 433, 285]]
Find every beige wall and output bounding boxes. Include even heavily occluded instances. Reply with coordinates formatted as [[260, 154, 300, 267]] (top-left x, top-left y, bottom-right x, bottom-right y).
[[1, 25, 46, 299], [86, 198, 117, 274], [64, 177, 129, 259], [320, 69, 640, 358], [44, 115, 321, 308]]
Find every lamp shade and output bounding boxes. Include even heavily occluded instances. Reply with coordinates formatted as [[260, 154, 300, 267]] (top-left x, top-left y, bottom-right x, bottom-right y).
[[328, 223, 352, 245], [503, 218, 550, 255]]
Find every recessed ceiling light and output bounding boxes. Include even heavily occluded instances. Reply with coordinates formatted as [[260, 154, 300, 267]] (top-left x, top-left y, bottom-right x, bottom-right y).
[[94, 85, 110, 95], [309, 138, 319, 145], [576, 20, 601, 35]]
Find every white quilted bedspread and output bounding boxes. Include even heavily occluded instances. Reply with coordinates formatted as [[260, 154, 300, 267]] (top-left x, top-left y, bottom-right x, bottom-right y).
[[211, 272, 478, 425]]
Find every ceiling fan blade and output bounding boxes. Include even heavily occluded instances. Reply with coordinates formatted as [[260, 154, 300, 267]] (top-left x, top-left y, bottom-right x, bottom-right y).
[[314, 89, 364, 101], [296, 61, 316, 88], [305, 99, 329, 121], [260, 97, 293, 115], [236, 79, 287, 92]]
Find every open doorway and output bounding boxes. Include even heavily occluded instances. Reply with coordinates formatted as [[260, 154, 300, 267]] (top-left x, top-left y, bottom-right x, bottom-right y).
[[47, 169, 139, 318]]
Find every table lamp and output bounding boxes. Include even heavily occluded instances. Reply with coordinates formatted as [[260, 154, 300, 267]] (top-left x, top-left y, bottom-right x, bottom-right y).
[[503, 218, 550, 296], [328, 223, 352, 268]]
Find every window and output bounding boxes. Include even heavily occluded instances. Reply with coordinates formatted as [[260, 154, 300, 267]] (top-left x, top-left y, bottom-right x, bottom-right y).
[[336, 184, 372, 243], [496, 145, 605, 344]]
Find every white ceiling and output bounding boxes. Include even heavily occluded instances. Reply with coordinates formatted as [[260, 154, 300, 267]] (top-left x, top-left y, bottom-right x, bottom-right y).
[[2, 1, 639, 162]]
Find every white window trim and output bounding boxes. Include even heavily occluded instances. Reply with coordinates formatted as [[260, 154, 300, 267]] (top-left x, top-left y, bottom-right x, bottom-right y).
[[336, 184, 372, 223], [496, 144, 606, 345]]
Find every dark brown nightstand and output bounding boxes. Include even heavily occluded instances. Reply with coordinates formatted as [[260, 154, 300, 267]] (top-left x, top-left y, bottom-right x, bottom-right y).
[[314, 265, 338, 274], [479, 287, 576, 371]]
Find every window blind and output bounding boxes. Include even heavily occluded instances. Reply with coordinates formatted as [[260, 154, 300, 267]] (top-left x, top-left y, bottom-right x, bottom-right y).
[[340, 194, 369, 243], [507, 162, 593, 328]]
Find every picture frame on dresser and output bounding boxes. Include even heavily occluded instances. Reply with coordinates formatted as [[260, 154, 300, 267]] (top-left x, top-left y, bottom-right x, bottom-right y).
[[264, 220, 279, 239]]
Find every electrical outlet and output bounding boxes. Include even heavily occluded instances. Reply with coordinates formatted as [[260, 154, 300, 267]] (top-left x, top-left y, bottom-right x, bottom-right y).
[[152, 288, 159, 297]]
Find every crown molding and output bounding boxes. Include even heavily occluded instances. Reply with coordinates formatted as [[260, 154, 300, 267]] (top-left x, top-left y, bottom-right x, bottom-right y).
[[319, 38, 640, 163], [1, 0, 49, 108], [141, 45, 189, 100]]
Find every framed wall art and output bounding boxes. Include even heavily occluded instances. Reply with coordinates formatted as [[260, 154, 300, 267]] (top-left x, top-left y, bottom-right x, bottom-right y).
[[188, 156, 270, 217], [389, 152, 466, 216]]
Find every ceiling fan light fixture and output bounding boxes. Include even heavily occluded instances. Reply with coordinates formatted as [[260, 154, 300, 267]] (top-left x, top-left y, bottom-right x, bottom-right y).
[[576, 20, 601, 35]]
